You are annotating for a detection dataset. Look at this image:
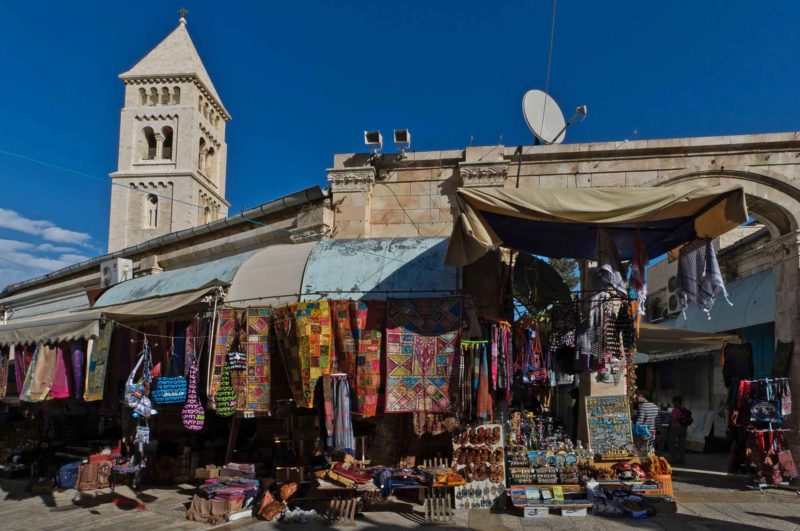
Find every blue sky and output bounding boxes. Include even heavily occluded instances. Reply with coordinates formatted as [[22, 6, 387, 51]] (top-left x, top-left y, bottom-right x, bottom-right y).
[[0, 1, 798, 287]]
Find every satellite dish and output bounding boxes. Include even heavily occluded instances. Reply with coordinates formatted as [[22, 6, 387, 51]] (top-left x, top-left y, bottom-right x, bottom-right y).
[[522, 89, 567, 144]]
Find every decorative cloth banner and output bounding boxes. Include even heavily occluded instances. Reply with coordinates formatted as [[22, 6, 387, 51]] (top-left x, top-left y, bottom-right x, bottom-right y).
[[84, 322, 115, 402], [0, 346, 9, 400], [385, 297, 461, 413], [274, 302, 333, 409], [22, 344, 55, 402]]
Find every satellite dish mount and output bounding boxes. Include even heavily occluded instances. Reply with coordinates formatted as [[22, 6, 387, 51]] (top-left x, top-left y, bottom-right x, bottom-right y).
[[522, 89, 587, 145]]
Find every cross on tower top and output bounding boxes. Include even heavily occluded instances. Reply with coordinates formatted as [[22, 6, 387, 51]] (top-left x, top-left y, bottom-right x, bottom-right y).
[[178, 8, 188, 25]]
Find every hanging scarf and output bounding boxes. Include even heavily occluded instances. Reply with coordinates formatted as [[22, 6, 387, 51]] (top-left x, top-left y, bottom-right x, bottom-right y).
[[490, 327, 499, 392], [332, 375, 355, 455], [22, 344, 55, 402], [84, 322, 115, 401], [629, 228, 648, 316], [476, 343, 493, 421], [69, 342, 84, 399], [49, 344, 71, 399], [13, 345, 27, 398], [0, 346, 9, 400]]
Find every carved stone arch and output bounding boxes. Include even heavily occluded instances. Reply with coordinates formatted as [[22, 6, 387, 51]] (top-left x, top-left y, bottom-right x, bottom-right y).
[[644, 167, 800, 239]]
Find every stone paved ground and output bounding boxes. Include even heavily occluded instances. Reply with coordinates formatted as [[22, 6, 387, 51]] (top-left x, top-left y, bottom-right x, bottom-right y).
[[2, 453, 799, 531]]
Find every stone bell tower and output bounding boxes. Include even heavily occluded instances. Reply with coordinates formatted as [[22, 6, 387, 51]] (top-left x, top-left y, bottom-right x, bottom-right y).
[[107, 12, 230, 252]]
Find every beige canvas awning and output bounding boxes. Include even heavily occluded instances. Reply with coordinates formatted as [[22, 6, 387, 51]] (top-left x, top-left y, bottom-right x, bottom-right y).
[[445, 184, 748, 265], [637, 321, 738, 355], [0, 288, 214, 346], [0, 310, 102, 346]]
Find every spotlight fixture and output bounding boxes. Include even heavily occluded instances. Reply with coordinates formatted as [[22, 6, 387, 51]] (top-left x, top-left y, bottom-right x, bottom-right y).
[[393, 129, 411, 160], [364, 130, 383, 156]]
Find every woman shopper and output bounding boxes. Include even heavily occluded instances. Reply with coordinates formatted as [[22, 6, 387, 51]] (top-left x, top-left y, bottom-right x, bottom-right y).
[[668, 396, 691, 464]]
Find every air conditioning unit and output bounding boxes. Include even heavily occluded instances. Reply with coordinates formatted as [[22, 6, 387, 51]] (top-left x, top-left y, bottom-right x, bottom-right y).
[[100, 258, 133, 288], [667, 275, 680, 314]]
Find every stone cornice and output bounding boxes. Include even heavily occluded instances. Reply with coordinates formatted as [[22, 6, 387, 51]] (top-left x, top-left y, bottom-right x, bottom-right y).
[[109, 171, 230, 207], [327, 167, 376, 192], [458, 160, 509, 187]]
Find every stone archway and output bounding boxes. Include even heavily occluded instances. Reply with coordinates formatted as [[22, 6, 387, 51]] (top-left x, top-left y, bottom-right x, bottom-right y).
[[646, 168, 800, 456]]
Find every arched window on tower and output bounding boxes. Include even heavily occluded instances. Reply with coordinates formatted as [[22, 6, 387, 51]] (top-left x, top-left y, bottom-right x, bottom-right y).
[[161, 87, 170, 104], [161, 126, 174, 160], [198, 138, 207, 171], [172, 87, 181, 104], [204, 103, 210, 119], [139, 88, 147, 105], [141, 127, 157, 160], [206, 147, 216, 179], [203, 205, 212, 224], [149, 88, 158, 106], [198, 95, 203, 112], [144, 193, 158, 228]]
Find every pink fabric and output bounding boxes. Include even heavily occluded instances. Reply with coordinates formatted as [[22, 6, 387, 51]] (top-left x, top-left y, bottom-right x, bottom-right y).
[[49, 344, 71, 399], [13, 345, 26, 398]]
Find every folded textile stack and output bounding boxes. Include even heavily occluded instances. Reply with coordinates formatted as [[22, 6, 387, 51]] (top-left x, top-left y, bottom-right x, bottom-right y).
[[195, 465, 221, 479], [221, 462, 256, 479]]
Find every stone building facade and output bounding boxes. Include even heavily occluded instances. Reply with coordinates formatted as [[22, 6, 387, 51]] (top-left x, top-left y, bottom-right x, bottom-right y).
[[327, 133, 800, 456], [108, 17, 230, 253]]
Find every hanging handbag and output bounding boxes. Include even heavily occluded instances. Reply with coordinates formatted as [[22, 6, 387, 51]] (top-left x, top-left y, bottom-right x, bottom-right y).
[[125, 345, 156, 418], [182, 355, 206, 431], [213, 362, 237, 416], [151, 348, 187, 404]]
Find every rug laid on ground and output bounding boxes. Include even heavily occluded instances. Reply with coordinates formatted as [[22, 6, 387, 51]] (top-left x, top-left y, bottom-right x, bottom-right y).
[[385, 297, 461, 413]]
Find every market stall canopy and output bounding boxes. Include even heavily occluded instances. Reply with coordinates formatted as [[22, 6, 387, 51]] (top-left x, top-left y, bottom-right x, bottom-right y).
[[659, 268, 774, 333], [0, 310, 102, 346], [637, 321, 738, 355], [225, 242, 316, 307], [300, 238, 459, 300], [94, 251, 256, 307], [444, 184, 748, 265]]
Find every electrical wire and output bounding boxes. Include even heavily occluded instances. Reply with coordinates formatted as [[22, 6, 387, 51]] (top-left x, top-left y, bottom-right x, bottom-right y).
[[539, 0, 558, 139]]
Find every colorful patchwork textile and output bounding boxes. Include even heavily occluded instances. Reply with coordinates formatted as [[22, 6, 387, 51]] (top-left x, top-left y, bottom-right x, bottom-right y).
[[84, 322, 115, 402], [355, 301, 384, 417], [332, 300, 357, 386], [242, 308, 271, 412], [295, 301, 333, 408], [210, 310, 245, 397], [273, 302, 333, 409], [385, 297, 461, 414]]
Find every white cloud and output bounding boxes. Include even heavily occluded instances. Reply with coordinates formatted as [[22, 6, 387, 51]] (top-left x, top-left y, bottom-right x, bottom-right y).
[[37, 243, 78, 253], [0, 208, 92, 247]]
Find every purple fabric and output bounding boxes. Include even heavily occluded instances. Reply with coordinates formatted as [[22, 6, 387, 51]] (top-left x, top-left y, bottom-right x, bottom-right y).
[[50, 344, 71, 399], [70, 341, 84, 399]]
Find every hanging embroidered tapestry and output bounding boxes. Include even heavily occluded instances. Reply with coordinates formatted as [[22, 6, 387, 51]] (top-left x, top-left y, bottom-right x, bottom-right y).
[[385, 297, 461, 413], [84, 322, 115, 402], [332, 300, 358, 387], [242, 308, 271, 412], [210, 309, 244, 397], [274, 302, 333, 408], [295, 301, 333, 408], [355, 301, 384, 417]]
